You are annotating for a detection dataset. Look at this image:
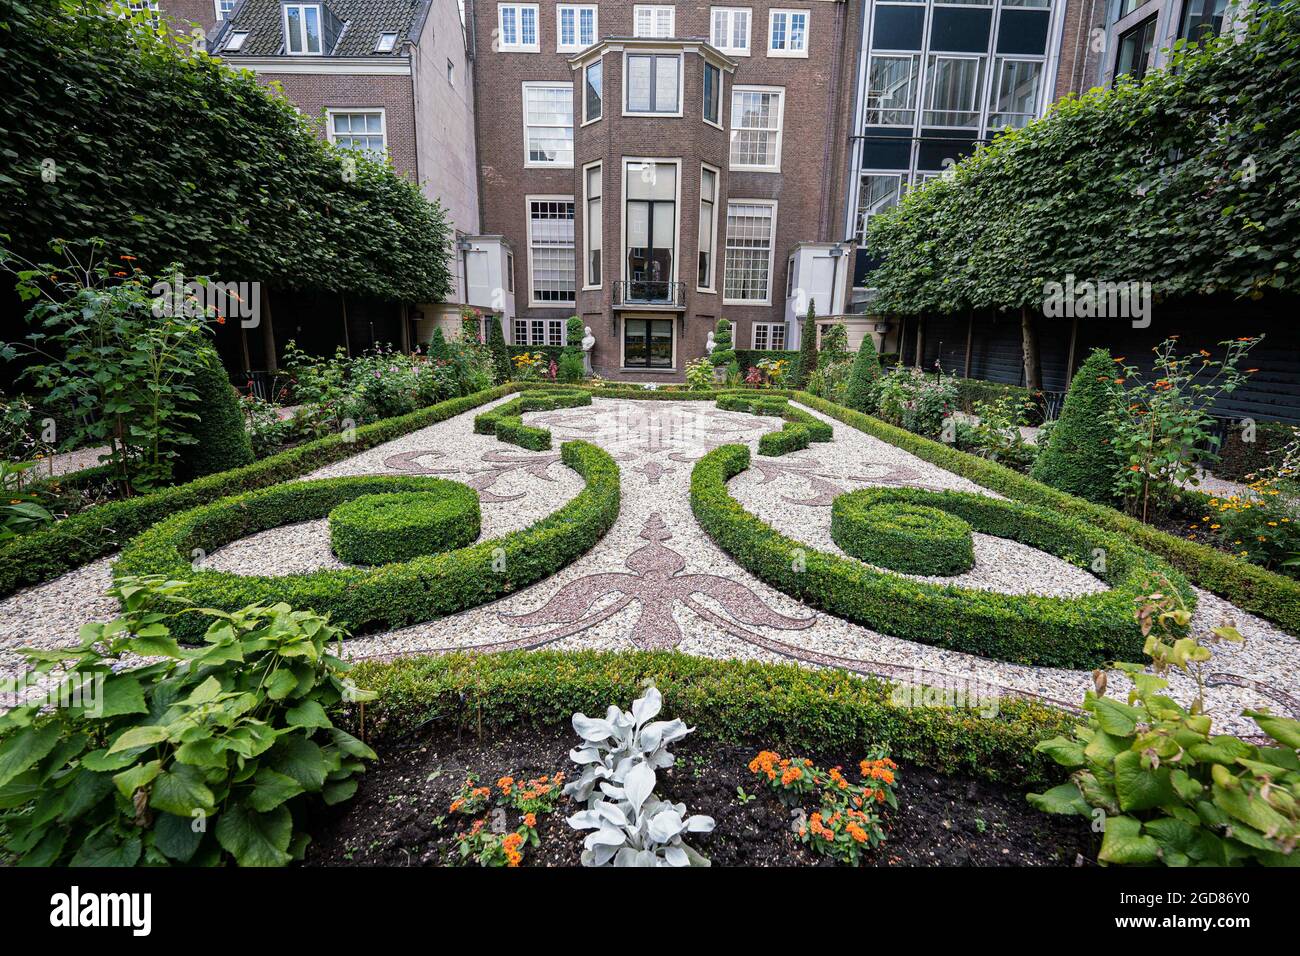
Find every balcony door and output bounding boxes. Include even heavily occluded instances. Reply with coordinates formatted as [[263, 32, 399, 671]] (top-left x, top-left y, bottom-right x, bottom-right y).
[[624, 318, 674, 369], [625, 161, 676, 302]]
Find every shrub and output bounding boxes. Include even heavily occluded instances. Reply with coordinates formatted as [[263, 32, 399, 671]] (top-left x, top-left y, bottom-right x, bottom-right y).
[[487, 316, 512, 384], [474, 388, 593, 450], [1215, 421, 1295, 482], [114, 441, 620, 640], [758, 424, 810, 457], [818, 322, 849, 368], [1031, 349, 1123, 504], [328, 483, 481, 565], [691, 445, 1193, 668], [795, 303, 819, 387], [557, 352, 585, 384], [875, 367, 959, 440], [0, 576, 376, 867], [685, 358, 714, 391], [832, 495, 975, 575], [175, 349, 255, 481], [710, 318, 735, 368], [957, 392, 1039, 474], [715, 394, 833, 442], [844, 336, 883, 413], [1190, 484, 1300, 573]]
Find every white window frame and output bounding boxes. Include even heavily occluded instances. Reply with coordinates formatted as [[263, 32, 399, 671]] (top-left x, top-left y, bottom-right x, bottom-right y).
[[498, 2, 540, 53], [767, 8, 809, 58], [521, 81, 574, 169], [710, 6, 751, 56], [633, 4, 675, 38], [282, 3, 324, 55], [214, 0, 237, 21], [922, 52, 987, 129], [619, 157, 683, 290], [525, 195, 577, 308], [556, 4, 598, 52], [583, 160, 603, 290], [729, 85, 784, 172], [864, 51, 921, 127], [325, 108, 387, 156], [751, 322, 787, 351], [697, 163, 720, 293], [582, 58, 603, 125], [702, 61, 724, 129], [513, 318, 566, 346], [723, 199, 778, 306], [622, 52, 683, 118]]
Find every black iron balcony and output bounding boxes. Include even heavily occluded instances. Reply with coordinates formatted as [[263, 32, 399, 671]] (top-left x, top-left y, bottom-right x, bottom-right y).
[[613, 280, 686, 307]]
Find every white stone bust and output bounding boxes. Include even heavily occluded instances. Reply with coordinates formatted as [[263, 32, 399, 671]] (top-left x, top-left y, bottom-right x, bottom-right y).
[[581, 326, 595, 351], [706, 330, 716, 354]]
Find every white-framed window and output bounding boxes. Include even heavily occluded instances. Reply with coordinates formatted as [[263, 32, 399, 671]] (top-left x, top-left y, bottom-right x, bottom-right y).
[[710, 7, 751, 55], [214, 0, 237, 20], [375, 32, 398, 53], [328, 109, 386, 156], [624, 159, 679, 294], [633, 5, 675, 38], [522, 82, 574, 168], [584, 162, 603, 288], [624, 53, 681, 115], [513, 318, 566, 346], [697, 165, 719, 291], [223, 30, 249, 51], [526, 197, 576, 306], [768, 9, 809, 57], [751, 322, 786, 350], [854, 172, 904, 243], [729, 86, 784, 171], [865, 52, 920, 126], [506, 252, 515, 293], [923, 54, 986, 128], [583, 59, 603, 123], [724, 200, 776, 304], [988, 57, 1043, 130], [283, 3, 323, 55], [498, 3, 540, 52], [125, 0, 161, 23], [703, 61, 722, 127], [557, 4, 597, 51]]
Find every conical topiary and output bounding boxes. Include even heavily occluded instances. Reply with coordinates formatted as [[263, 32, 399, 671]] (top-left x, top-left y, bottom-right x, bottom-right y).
[[844, 333, 883, 412], [487, 314, 511, 384], [1030, 348, 1123, 503], [175, 347, 254, 480], [795, 301, 818, 387]]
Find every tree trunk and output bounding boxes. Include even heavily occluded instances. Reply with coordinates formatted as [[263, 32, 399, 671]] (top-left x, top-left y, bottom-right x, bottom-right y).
[[1020, 306, 1045, 419]]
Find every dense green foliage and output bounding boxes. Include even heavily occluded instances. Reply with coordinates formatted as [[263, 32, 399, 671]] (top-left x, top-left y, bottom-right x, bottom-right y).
[[1215, 420, 1295, 481], [710, 318, 736, 368], [473, 388, 592, 450], [328, 483, 481, 565], [844, 335, 883, 413], [351, 651, 1076, 787], [795, 304, 818, 388], [1031, 350, 1123, 503], [715, 393, 834, 442], [865, 3, 1300, 312], [692, 444, 1193, 668], [176, 349, 254, 481], [0, 577, 376, 867], [0, 0, 452, 301], [832, 495, 975, 576], [758, 423, 810, 457], [115, 442, 620, 640], [488, 318, 512, 384]]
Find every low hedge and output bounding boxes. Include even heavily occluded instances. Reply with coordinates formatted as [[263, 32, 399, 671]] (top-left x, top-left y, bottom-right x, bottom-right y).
[[691, 444, 1193, 669], [717, 393, 834, 443], [758, 424, 809, 457], [833, 494, 975, 576], [347, 650, 1077, 788], [328, 482, 480, 565], [115, 440, 620, 641], [473, 388, 592, 450], [793, 392, 1300, 635], [0, 383, 519, 597]]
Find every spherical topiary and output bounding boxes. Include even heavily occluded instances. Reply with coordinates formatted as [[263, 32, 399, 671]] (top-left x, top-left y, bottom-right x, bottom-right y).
[[844, 334, 884, 413], [1030, 348, 1123, 504], [831, 497, 975, 576], [329, 481, 480, 565], [175, 348, 254, 481]]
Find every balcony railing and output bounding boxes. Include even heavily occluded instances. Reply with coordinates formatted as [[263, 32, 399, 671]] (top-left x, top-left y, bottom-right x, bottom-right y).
[[613, 280, 686, 307]]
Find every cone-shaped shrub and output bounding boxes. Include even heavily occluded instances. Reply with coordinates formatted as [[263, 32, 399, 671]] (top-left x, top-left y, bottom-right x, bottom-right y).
[[844, 334, 883, 413], [175, 349, 254, 480], [1030, 348, 1122, 504], [488, 315, 511, 384], [795, 301, 818, 387]]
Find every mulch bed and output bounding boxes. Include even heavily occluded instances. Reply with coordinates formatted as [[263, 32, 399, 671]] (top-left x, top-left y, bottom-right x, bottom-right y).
[[305, 723, 1096, 867]]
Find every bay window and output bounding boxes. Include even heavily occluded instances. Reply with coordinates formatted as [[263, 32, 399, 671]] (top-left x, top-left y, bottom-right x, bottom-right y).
[[625, 54, 681, 115], [584, 163, 603, 288], [584, 60, 603, 123], [698, 166, 718, 291], [703, 62, 722, 126]]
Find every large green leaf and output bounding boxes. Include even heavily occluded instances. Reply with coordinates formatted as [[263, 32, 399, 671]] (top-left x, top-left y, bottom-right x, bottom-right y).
[[1113, 750, 1175, 812], [269, 735, 328, 791], [1246, 711, 1300, 749], [107, 724, 169, 754], [112, 759, 161, 798], [153, 812, 204, 863], [94, 674, 148, 719], [150, 764, 215, 816], [1098, 815, 1159, 866], [0, 723, 61, 787], [70, 829, 143, 867], [215, 804, 293, 867], [247, 768, 304, 812], [1034, 736, 1085, 768], [1026, 783, 1089, 816], [286, 699, 330, 729]]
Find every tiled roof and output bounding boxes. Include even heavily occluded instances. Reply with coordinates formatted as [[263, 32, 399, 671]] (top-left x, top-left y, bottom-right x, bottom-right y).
[[216, 0, 429, 57]]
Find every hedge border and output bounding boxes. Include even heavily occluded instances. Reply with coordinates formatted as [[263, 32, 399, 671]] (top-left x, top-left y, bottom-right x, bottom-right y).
[[791, 391, 1300, 635], [114, 441, 620, 641], [833, 495, 975, 576], [473, 388, 593, 450], [0, 383, 521, 597], [691, 444, 1194, 669], [758, 424, 810, 457], [328, 483, 481, 565], [347, 650, 1077, 788]]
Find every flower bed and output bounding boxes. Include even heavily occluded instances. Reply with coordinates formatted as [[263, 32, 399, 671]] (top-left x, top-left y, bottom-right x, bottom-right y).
[[690, 444, 1194, 669], [114, 441, 619, 641]]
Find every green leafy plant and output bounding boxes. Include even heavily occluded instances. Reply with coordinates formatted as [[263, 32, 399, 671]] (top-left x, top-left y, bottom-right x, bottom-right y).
[[685, 357, 714, 391], [844, 336, 884, 414], [959, 392, 1039, 473], [875, 366, 959, 440], [0, 461, 55, 543], [817, 322, 849, 369], [0, 575, 376, 867]]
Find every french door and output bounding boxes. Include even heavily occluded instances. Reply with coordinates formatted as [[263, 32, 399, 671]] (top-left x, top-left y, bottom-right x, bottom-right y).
[[624, 318, 674, 368]]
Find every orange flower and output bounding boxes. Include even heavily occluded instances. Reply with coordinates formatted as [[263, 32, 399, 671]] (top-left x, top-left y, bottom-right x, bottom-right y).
[[523, 813, 537, 828], [497, 776, 514, 793], [846, 823, 869, 844]]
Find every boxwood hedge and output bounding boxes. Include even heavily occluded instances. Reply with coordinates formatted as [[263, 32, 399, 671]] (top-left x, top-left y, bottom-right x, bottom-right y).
[[473, 388, 592, 450], [691, 444, 1193, 669], [758, 424, 810, 457], [115, 440, 620, 641], [347, 650, 1077, 787], [328, 482, 480, 565], [833, 494, 975, 576]]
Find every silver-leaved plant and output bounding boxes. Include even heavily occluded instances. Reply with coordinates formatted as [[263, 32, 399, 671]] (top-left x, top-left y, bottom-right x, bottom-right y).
[[563, 684, 715, 867]]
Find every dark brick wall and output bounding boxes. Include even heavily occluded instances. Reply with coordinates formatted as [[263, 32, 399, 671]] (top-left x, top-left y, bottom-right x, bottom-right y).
[[1054, 0, 1107, 98]]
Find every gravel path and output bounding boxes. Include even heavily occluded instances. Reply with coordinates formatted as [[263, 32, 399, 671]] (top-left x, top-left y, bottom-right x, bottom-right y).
[[2, 395, 1296, 738]]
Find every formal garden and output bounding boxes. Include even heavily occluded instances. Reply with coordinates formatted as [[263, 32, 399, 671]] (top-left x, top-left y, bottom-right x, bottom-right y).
[[0, 0, 1297, 871]]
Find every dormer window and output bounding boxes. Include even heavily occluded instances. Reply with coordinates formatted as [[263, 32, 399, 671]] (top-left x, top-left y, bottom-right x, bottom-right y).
[[375, 31, 398, 53], [224, 30, 250, 51], [284, 3, 323, 55]]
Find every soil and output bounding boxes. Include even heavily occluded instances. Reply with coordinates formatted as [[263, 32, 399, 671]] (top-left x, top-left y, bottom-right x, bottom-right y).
[[305, 723, 1096, 867]]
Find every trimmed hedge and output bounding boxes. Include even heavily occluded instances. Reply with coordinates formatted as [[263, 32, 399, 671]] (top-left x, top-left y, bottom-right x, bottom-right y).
[[175, 350, 255, 481], [758, 424, 810, 457], [833, 494, 975, 576], [1031, 349, 1122, 504], [691, 444, 1193, 668], [328, 483, 480, 565], [474, 388, 592, 450], [347, 650, 1077, 787], [114, 440, 620, 640], [0, 384, 520, 597], [716, 393, 834, 443], [1215, 420, 1294, 481], [793, 391, 1300, 634]]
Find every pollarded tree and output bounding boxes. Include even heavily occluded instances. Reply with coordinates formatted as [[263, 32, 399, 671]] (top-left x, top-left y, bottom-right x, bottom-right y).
[[1030, 348, 1123, 504]]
